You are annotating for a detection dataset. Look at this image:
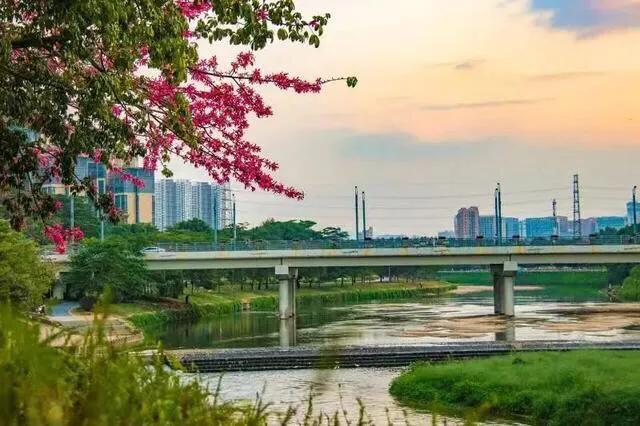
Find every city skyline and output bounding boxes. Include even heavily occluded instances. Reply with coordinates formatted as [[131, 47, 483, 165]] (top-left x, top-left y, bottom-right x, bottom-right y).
[[165, 0, 640, 235]]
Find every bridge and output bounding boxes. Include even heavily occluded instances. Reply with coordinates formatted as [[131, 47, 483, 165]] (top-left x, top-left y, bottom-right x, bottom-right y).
[[47, 236, 640, 319]]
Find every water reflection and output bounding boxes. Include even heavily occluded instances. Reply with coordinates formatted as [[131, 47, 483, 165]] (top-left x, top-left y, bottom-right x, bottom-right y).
[[495, 319, 516, 342], [155, 289, 640, 350]]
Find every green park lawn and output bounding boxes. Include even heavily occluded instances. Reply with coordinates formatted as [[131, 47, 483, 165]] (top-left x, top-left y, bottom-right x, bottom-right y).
[[390, 350, 640, 425]]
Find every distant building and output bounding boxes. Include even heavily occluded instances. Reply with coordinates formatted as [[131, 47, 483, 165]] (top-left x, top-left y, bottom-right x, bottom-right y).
[[454, 207, 480, 239], [479, 216, 519, 238], [525, 216, 569, 238], [570, 217, 598, 236], [358, 226, 374, 240], [437, 230, 455, 239], [108, 167, 155, 225], [154, 179, 230, 231], [43, 156, 108, 196], [595, 216, 626, 232], [627, 202, 640, 226], [504, 217, 520, 238], [479, 216, 496, 238]]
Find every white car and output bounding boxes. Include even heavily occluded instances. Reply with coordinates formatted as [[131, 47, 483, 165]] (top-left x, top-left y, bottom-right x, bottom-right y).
[[141, 246, 166, 253]]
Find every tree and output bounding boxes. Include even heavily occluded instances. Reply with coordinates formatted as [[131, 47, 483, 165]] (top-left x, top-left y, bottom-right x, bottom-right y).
[[1, 1, 355, 251], [0, 221, 53, 308], [320, 226, 349, 241], [64, 239, 149, 302], [619, 266, 640, 301], [168, 218, 212, 233]]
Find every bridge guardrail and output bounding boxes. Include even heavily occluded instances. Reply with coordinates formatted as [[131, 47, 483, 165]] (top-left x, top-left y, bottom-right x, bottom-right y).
[[151, 235, 640, 253]]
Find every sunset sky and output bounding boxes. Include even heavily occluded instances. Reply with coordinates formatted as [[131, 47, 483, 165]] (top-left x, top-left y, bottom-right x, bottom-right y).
[[177, 0, 640, 236]]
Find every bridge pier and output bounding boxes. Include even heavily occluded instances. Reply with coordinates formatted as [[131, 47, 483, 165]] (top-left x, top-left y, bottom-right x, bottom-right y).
[[276, 265, 297, 319], [491, 261, 518, 316]]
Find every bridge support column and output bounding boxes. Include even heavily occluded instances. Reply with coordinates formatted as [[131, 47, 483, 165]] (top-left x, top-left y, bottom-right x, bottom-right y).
[[276, 265, 296, 319], [491, 262, 518, 317]]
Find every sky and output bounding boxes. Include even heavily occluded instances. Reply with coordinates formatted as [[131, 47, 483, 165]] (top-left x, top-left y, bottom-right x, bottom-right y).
[[173, 0, 640, 236]]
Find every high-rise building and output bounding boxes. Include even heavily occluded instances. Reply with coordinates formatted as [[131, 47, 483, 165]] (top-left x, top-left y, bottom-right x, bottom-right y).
[[108, 167, 155, 225], [154, 179, 230, 231], [525, 216, 569, 238], [595, 216, 626, 232], [478, 216, 520, 238], [503, 217, 519, 238], [43, 156, 108, 196], [479, 215, 495, 238], [570, 217, 597, 236], [454, 207, 480, 239]]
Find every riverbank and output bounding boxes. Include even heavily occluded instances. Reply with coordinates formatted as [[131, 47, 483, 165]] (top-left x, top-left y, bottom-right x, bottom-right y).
[[437, 269, 608, 286], [121, 282, 455, 338], [390, 350, 640, 425]]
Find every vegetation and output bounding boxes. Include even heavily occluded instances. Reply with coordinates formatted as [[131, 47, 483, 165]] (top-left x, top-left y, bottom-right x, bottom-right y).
[[2, 304, 375, 425], [127, 282, 453, 337], [1, 0, 354, 253], [390, 351, 640, 425], [64, 239, 149, 303], [619, 266, 640, 301], [0, 220, 53, 309]]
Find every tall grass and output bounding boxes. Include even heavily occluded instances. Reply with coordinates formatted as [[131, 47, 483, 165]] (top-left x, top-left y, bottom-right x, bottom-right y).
[[1, 306, 388, 425], [390, 351, 640, 425], [0, 306, 275, 425]]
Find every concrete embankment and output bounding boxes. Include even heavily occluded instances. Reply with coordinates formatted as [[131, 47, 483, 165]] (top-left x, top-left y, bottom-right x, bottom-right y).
[[166, 340, 640, 373]]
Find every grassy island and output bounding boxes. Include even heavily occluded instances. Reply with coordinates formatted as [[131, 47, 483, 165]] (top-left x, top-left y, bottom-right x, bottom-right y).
[[390, 351, 640, 425]]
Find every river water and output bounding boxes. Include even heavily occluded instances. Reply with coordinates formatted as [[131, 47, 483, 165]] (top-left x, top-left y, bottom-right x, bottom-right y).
[[164, 286, 640, 425]]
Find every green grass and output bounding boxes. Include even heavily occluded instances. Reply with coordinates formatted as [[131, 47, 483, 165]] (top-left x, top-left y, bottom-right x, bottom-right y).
[[390, 351, 640, 425]]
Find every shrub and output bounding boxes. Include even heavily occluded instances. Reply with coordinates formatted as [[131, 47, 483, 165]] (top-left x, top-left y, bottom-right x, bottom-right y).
[[79, 296, 98, 311]]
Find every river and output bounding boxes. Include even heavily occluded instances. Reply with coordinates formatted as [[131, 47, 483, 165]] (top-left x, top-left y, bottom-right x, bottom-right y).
[[162, 286, 640, 425]]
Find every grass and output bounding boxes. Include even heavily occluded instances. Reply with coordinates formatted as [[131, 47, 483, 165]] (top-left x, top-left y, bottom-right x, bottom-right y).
[[390, 351, 640, 425], [0, 305, 379, 425], [122, 281, 454, 337]]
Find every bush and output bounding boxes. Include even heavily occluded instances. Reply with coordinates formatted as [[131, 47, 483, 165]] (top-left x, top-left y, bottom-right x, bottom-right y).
[[619, 266, 640, 301], [79, 296, 98, 311]]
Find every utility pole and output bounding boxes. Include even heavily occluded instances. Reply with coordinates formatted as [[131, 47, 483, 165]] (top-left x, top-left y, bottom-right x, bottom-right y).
[[494, 183, 502, 243], [362, 191, 367, 240], [354, 186, 359, 242], [213, 192, 218, 244], [497, 183, 502, 241], [232, 193, 237, 241], [552, 198, 558, 236], [494, 186, 499, 243], [633, 185, 637, 235], [572, 174, 581, 239]]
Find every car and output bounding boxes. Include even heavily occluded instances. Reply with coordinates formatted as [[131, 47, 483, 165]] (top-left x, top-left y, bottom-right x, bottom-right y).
[[141, 246, 166, 253]]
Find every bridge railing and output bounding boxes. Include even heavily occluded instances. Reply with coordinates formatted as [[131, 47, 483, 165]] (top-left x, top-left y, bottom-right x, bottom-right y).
[[152, 234, 640, 253]]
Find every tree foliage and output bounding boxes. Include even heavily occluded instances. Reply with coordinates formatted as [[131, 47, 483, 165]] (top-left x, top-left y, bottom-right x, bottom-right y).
[[65, 239, 149, 302], [0, 0, 355, 248], [0, 221, 53, 308], [168, 218, 212, 233], [620, 266, 640, 301]]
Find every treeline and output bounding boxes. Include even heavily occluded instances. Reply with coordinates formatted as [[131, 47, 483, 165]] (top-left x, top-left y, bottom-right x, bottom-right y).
[[61, 217, 439, 306]]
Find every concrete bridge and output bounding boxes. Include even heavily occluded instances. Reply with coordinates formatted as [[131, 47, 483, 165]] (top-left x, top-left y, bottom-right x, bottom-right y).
[[47, 243, 640, 319]]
